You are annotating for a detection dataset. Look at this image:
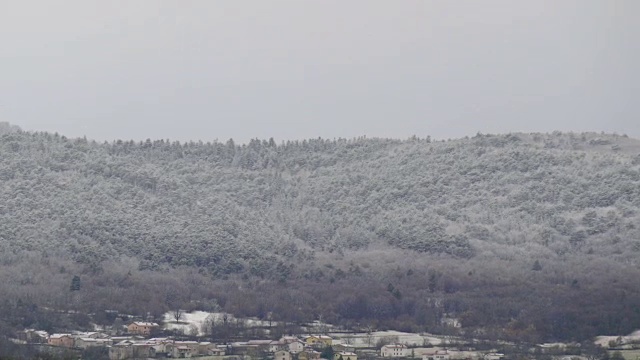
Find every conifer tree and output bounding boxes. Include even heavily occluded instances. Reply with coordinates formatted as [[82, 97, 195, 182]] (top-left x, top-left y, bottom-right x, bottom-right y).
[[70, 275, 81, 291]]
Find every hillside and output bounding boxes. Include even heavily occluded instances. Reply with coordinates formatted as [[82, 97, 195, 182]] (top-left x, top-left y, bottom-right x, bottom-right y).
[[1, 127, 640, 342]]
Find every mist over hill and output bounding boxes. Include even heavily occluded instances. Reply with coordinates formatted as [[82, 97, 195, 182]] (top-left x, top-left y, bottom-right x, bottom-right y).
[[1, 127, 640, 342]]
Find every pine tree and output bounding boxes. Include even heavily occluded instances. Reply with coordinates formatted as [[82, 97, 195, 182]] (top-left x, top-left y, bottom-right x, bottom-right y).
[[70, 275, 81, 291], [532, 260, 542, 271]]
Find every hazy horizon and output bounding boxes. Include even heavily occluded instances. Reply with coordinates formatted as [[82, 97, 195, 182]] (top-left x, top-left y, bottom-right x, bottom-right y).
[[2, 1, 638, 143], [4, 120, 640, 144]]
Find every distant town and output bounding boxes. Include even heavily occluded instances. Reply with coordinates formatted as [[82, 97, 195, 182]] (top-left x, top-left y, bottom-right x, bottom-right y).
[[11, 310, 640, 360], [17, 320, 505, 360]]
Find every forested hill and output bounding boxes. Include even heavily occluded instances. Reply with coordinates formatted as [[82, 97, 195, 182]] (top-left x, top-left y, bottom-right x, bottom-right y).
[[2, 129, 639, 269], [2, 126, 640, 341]]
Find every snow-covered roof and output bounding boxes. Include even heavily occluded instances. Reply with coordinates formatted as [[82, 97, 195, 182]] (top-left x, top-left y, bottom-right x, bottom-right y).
[[131, 321, 159, 327], [148, 337, 169, 342], [79, 338, 110, 343], [306, 335, 332, 340], [248, 339, 273, 345], [115, 340, 135, 346]]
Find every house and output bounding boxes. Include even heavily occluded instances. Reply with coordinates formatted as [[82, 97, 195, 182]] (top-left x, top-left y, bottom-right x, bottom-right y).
[[155, 340, 219, 358], [146, 338, 171, 353], [279, 336, 305, 353], [48, 334, 74, 348], [126, 321, 159, 336], [199, 342, 223, 356], [275, 350, 293, 360], [423, 350, 450, 360], [305, 335, 332, 347], [298, 349, 322, 360], [334, 351, 358, 360], [173, 341, 201, 355], [228, 342, 252, 356], [166, 343, 187, 358], [173, 346, 193, 358], [133, 343, 158, 358], [216, 345, 231, 354], [270, 340, 287, 352], [207, 347, 226, 356], [248, 339, 273, 348], [209, 347, 226, 356], [381, 344, 409, 358], [334, 344, 356, 353], [287, 340, 305, 353]]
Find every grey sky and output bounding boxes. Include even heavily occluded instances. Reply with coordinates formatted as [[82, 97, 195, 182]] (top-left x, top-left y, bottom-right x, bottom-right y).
[[1, 1, 638, 143]]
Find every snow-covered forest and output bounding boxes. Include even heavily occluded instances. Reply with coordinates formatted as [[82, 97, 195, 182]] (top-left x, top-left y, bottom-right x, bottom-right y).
[[1, 123, 640, 342]]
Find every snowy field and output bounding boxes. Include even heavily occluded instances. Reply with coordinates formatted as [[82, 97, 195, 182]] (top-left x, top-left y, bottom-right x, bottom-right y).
[[162, 311, 447, 345], [331, 330, 445, 348], [163, 311, 285, 336], [163, 311, 211, 336], [595, 330, 640, 348]]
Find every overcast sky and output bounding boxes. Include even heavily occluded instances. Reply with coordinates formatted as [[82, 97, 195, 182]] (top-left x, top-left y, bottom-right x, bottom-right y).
[[1, 1, 638, 143]]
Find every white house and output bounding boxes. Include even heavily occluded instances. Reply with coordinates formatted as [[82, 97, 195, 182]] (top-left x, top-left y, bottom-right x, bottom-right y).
[[334, 351, 358, 360], [381, 344, 409, 357], [287, 340, 305, 353]]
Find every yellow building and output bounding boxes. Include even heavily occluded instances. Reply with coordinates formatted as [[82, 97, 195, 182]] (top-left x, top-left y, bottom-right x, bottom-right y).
[[304, 335, 332, 347]]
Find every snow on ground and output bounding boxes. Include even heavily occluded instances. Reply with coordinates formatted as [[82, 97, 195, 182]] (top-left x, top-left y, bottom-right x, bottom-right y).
[[163, 311, 212, 336], [330, 330, 445, 348], [594, 330, 640, 348], [162, 311, 449, 345], [627, 330, 640, 341], [595, 336, 617, 348], [163, 311, 281, 336]]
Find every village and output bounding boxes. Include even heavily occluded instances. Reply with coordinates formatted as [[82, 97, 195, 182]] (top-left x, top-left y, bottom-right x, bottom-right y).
[[6, 310, 516, 360], [11, 310, 640, 360], [13, 319, 510, 360]]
